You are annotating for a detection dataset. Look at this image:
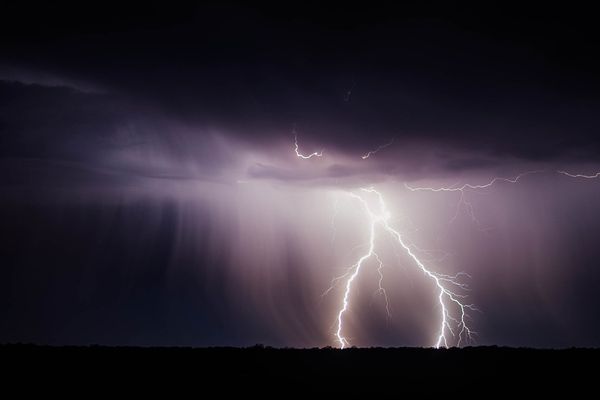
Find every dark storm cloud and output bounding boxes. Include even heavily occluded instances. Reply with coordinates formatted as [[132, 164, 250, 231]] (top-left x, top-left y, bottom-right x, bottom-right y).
[[2, 2, 600, 170], [0, 80, 235, 188], [0, 65, 103, 93], [0, 81, 126, 159], [247, 161, 386, 182]]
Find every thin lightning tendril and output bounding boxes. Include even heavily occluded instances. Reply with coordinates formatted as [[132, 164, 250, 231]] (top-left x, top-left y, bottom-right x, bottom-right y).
[[403, 170, 544, 193], [361, 138, 395, 160], [373, 252, 391, 318], [404, 170, 545, 228], [557, 170, 600, 179], [403, 169, 600, 227], [294, 132, 323, 159]]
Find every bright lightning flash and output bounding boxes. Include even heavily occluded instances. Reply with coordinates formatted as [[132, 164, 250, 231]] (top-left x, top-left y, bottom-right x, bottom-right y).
[[334, 188, 476, 349], [289, 135, 599, 348]]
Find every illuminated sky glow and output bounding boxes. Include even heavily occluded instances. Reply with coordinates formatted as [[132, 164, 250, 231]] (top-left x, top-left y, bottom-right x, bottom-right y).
[[2, 3, 600, 348]]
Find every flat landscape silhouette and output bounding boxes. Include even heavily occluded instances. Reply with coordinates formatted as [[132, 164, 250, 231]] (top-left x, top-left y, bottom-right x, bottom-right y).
[[2, 344, 596, 395]]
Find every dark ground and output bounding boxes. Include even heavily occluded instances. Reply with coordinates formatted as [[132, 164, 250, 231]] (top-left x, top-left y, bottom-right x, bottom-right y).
[[1, 344, 597, 395]]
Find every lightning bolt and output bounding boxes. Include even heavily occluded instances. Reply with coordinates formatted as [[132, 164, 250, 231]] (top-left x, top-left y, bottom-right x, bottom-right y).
[[403, 169, 600, 227], [334, 188, 476, 348], [290, 136, 599, 348], [294, 131, 323, 159], [361, 138, 395, 160], [557, 170, 600, 179], [335, 204, 377, 349], [332, 168, 600, 348], [404, 170, 544, 227], [404, 170, 544, 193]]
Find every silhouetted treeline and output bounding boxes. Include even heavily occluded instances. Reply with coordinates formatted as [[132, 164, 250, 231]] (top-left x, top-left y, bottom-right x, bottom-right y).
[[1, 344, 596, 395]]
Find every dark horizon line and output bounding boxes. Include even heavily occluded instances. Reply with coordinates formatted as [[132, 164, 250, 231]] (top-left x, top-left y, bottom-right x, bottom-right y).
[[2, 343, 598, 351]]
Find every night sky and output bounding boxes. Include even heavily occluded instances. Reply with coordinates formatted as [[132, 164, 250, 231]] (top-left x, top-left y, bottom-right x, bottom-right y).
[[2, 2, 600, 347]]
